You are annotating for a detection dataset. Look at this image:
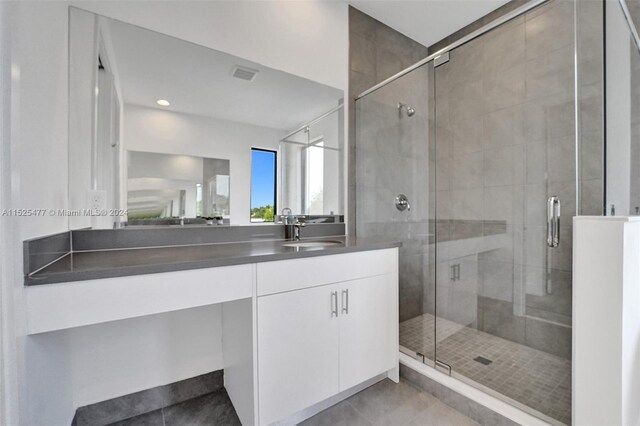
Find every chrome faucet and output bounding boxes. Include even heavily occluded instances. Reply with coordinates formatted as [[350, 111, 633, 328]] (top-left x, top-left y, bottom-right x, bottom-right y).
[[281, 208, 305, 240], [280, 207, 294, 225], [293, 217, 306, 241]]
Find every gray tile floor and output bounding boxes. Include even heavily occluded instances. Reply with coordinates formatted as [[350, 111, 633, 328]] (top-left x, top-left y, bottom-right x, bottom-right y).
[[107, 390, 241, 426], [111, 379, 476, 426], [301, 379, 479, 426], [110, 379, 478, 426], [401, 313, 571, 425]]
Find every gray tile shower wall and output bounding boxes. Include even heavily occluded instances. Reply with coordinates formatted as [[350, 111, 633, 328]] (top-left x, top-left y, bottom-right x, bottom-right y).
[[477, 296, 571, 359], [348, 7, 430, 238]]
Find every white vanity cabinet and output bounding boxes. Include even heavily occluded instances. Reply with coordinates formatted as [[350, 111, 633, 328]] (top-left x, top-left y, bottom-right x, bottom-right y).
[[256, 282, 341, 425], [25, 247, 398, 426], [338, 274, 397, 390], [256, 249, 398, 425]]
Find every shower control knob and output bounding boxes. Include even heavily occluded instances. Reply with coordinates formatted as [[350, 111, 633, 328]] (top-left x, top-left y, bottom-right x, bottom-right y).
[[395, 194, 411, 212]]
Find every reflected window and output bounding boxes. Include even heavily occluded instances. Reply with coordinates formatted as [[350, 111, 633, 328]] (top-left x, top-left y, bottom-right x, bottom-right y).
[[305, 140, 324, 214], [196, 183, 203, 217], [250, 148, 277, 222]]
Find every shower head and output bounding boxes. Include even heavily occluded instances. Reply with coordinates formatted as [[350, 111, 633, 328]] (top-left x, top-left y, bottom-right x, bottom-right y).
[[398, 102, 415, 117]]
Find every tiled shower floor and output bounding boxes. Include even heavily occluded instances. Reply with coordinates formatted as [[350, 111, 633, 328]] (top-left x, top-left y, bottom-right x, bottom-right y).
[[400, 313, 572, 425]]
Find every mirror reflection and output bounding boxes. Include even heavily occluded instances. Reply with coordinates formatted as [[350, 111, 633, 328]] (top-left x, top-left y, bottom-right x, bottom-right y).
[[280, 105, 343, 218], [68, 8, 344, 228], [127, 151, 230, 224]]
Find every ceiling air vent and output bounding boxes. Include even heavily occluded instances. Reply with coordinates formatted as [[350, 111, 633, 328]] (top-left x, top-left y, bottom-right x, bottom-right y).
[[232, 65, 259, 82]]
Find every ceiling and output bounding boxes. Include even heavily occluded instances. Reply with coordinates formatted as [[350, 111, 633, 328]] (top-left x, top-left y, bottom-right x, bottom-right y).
[[106, 18, 343, 132], [348, 0, 510, 48]]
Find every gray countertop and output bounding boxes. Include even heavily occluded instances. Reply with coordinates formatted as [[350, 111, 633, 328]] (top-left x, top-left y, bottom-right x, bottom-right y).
[[25, 236, 401, 286]]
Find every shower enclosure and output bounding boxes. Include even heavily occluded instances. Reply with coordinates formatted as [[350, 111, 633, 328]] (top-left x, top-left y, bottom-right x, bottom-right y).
[[355, 1, 603, 424]]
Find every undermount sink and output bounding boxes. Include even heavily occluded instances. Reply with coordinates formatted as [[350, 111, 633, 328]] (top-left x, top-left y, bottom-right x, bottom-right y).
[[282, 240, 343, 248]]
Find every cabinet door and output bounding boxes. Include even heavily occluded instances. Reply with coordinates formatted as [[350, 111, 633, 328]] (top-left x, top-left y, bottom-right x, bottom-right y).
[[339, 274, 397, 391], [257, 283, 340, 425]]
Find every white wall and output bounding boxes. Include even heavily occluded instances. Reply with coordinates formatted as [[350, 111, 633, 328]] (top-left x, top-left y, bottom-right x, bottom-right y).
[[125, 104, 285, 224], [4, 2, 348, 425], [0, 3, 22, 425], [12, 2, 71, 240]]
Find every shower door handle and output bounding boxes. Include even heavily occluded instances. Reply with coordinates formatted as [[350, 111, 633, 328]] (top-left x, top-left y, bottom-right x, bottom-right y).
[[547, 196, 560, 248]]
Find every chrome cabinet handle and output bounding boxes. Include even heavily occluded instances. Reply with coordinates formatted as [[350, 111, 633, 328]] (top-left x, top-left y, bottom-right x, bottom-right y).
[[547, 196, 560, 248], [341, 289, 349, 315], [331, 291, 338, 317]]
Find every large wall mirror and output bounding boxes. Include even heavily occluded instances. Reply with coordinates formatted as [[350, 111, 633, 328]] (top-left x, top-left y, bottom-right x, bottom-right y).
[[68, 7, 344, 229]]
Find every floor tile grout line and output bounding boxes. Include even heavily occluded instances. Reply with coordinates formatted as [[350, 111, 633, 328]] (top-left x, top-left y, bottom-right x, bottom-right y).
[[403, 378, 476, 426], [345, 400, 375, 424], [344, 379, 475, 426], [402, 398, 444, 426]]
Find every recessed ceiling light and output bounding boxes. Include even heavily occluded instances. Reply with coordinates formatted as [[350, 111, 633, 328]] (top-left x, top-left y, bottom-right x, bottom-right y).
[[156, 99, 170, 107]]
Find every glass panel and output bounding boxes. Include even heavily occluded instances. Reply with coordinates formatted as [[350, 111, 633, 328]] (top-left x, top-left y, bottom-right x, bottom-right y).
[[203, 158, 230, 218], [577, 0, 605, 216], [279, 107, 344, 217], [355, 1, 605, 423], [629, 5, 640, 216], [307, 111, 344, 216], [280, 129, 307, 215], [305, 143, 325, 214], [355, 62, 435, 362], [604, 0, 640, 216], [432, 1, 588, 424]]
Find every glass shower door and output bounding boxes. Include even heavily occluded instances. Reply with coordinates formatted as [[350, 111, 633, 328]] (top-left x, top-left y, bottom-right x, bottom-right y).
[[354, 0, 605, 424], [432, 1, 577, 424], [355, 61, 436, 362]]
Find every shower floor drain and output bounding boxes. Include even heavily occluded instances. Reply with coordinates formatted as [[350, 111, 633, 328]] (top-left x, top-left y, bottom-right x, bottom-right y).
[[473, 356, 493, 365]]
